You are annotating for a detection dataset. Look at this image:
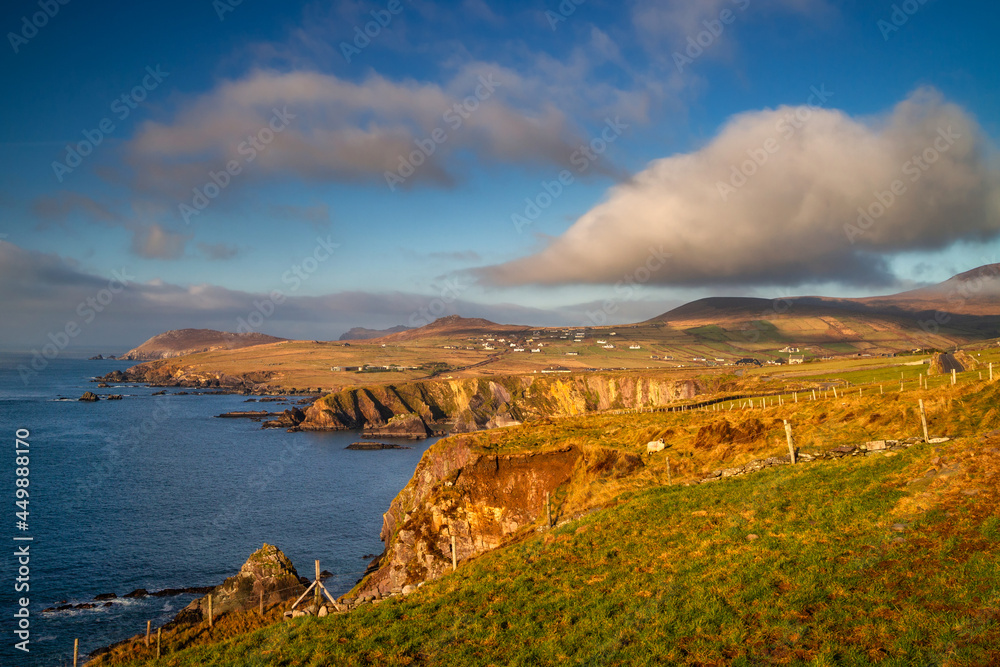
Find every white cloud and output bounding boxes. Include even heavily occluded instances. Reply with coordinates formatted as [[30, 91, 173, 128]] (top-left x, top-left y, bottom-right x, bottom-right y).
[[124, 67, 589, 197], [477, 88, 1000, 288]]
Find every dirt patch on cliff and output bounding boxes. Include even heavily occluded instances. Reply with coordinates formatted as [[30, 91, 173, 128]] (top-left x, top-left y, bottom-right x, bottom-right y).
[[693, 418, 769, 450], [586, 448, 644, 478]]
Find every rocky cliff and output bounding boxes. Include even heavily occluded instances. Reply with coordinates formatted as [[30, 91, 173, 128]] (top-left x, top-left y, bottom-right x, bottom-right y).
[[353, 437, 643, 598], [303, 373, 700, 436]]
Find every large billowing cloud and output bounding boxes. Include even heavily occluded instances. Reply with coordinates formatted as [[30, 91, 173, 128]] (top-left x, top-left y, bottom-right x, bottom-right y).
[[478, 88, 1000, 288]]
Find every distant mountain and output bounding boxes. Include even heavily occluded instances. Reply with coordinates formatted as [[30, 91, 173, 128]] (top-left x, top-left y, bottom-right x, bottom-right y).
[[339, 325, 413, 341], [655, 264, 1000, 323], [375, 315, 529, 342], [649, 264, 1000, 347], [121, 329, 287, 360], [859, 264, 1000, 316]]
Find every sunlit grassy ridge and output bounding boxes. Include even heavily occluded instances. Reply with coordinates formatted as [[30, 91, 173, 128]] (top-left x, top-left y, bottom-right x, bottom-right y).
[[103, 374, 1000, 666]]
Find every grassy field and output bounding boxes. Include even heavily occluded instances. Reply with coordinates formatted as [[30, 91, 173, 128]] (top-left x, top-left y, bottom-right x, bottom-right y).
[[99, 373, 1000, 666], [115, 313, 1000, 392]]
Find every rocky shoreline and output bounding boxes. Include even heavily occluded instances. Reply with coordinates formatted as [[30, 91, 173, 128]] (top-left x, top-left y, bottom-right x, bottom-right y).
[[42, 585, 216, 614]]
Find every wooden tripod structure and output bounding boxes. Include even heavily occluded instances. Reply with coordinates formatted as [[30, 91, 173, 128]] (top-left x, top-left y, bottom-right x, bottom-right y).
[[291, 560, 337, 609]]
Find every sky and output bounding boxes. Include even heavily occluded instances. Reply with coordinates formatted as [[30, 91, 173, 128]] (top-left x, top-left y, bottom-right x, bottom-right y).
[[1, 0, 999, 351]]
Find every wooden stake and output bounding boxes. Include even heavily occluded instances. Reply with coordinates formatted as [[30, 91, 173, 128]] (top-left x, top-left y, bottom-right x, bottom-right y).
[[919, 399, 929, 443], [858, 388, 862, 397], [880, 385, 883, 395], [146, 620, 151, 647], [783, 420, 796, 465], [157, 628, 162, 659], [833, 387, 838, 399], [451, 535, 457, 571], [812, 389, 816, 401], [73, 638, 78, 667], [315, 560, 322, 603], [794, 392, 797, 403], [952, 369, 957, 385]]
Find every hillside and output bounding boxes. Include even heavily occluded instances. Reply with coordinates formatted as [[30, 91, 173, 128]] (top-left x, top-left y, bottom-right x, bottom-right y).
[[337, 324, 413, 340], [120, 329, 287, 360], [95, 366, 1000, 665], [374, 314, 530, 342], [338, 325, 412, 341], [654, 263, 1000, 334], [105, 265, 1000, 393]]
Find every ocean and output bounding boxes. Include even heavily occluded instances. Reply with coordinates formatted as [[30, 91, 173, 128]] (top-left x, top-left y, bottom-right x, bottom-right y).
[[0, 355, 435, 665]]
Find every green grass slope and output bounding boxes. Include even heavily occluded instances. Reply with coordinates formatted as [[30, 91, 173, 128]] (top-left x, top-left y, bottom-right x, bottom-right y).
[[110, 423, 1000, 665]]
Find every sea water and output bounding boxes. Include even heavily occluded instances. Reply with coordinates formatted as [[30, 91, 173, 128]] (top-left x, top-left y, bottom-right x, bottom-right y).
[[0, 356, 434, 665]]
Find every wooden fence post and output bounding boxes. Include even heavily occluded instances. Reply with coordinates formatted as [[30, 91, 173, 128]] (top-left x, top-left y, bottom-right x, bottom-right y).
[[208, 594, 213, 628], [880, 385, 883, 395], [451, 535, 457, 571], [833, 387, 838, 399], [157, 628, 162, 659], [952, 369, 957, 385], [315, 560, 322, 603], [146, 620, 151, 647], [73, 638, 78, 667], [783, 421, 796, 464], [919, 399, 929, 443]]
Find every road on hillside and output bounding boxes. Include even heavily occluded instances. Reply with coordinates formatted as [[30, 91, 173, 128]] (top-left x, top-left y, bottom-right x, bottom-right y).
[[937, 352, 965, 373]]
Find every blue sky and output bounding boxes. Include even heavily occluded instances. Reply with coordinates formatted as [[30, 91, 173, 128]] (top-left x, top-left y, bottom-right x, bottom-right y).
[[2, 0, 999, 348]]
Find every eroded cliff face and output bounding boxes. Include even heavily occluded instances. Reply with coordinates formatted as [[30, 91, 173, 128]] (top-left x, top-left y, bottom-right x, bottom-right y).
[[353, 438, 642, 598], [304, 374, 699, 436]]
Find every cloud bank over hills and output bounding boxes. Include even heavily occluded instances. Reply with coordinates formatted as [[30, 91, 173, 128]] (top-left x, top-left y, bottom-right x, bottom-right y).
[[477, 88, 1000, 288]]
